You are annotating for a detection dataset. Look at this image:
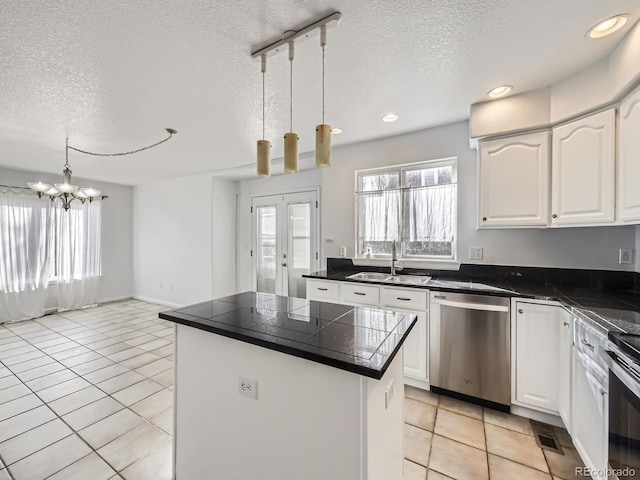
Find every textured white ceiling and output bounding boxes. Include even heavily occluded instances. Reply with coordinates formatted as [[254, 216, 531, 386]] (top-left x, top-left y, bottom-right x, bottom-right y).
[[0, 0, 638, 185]]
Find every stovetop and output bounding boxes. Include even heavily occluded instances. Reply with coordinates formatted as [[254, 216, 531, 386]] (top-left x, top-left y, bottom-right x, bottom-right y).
[[608, 332, 640, 363]]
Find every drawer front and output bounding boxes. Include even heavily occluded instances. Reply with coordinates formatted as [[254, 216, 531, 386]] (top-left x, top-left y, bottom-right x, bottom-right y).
[[306, 280, 339, 301], [341, 283, 380, 305], [382, 287, 428, 311]]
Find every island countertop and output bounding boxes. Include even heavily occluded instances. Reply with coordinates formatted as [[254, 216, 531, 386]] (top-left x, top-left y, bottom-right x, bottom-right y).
[[159, 291, 417, 379]]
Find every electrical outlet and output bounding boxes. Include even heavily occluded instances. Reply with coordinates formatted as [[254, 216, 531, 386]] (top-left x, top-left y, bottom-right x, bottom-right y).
[[384, 380, 394, 409], [619, 248, 633, 264], [469, 247, 483, 260], [239, 376, 258, 400]]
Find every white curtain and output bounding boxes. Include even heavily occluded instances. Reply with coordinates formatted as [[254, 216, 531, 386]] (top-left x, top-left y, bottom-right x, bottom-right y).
[[0, 190, 53, 323], [56, 200, 102, 311], [402, 184, 456, 242]]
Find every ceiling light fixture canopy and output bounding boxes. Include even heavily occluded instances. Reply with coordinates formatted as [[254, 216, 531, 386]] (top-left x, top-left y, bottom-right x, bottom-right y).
[[252, 12, 342, 177], [28, 129, 177, 211], [382, 113, 399, 122], [587, 14, 629, 38]]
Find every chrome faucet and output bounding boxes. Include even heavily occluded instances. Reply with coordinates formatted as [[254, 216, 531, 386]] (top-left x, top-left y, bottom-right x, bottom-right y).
[[391, 241, 403, 276]]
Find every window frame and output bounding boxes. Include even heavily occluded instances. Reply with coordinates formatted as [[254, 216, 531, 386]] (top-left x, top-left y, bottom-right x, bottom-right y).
[[355, 157, 458, 260]]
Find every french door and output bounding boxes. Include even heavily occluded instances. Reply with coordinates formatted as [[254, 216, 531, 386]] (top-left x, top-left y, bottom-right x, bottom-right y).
[[251, 191, 319, 298]]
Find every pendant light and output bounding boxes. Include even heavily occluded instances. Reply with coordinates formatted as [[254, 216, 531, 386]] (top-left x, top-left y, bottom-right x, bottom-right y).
[[257, 54, 271, 177], [315, 24, 331, 168], [284, 41, 299, 173]]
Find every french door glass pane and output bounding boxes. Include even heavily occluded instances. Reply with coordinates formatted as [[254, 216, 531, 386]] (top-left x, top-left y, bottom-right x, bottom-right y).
[[287, 202, 311, 299], [256, 205, 277, 294]]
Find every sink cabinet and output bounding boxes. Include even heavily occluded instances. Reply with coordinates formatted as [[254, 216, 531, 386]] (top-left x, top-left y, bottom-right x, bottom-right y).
[[306, 279, 429, 388]]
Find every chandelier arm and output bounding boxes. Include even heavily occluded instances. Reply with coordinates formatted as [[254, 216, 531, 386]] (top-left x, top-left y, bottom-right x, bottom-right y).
[[67, 129, 176, 157]]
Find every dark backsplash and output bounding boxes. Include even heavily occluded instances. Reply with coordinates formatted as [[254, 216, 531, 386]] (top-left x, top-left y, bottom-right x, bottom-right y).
[[325, 258, 640, 294]]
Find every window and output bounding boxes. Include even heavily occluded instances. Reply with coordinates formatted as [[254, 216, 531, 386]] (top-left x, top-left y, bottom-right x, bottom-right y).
[[356, 158, 457, 259]]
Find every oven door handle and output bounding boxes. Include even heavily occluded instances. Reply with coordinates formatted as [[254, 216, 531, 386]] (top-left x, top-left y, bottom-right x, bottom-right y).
[[603, 350, 640, 398]]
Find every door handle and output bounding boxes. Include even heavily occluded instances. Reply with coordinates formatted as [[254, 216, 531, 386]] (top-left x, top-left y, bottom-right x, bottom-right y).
[[281, 262, 287, 267]]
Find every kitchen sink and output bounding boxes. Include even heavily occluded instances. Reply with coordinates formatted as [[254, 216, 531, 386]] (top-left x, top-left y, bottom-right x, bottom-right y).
[[389, 275, 431, 285], [346, 272, 431, 285], [346, 272, 392, 282]]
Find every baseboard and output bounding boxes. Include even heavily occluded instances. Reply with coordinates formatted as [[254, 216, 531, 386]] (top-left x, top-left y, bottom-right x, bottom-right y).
[[132, 295, 184, 309], [510, 405, 564, 427], [98, 295, 134, 304]]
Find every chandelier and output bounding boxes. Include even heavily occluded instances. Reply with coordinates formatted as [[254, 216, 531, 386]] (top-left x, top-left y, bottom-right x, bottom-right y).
[[28, 129, 177, 210]]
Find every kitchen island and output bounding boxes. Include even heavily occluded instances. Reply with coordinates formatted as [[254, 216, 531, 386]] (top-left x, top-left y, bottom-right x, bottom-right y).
[[159, 291, 417, 480]]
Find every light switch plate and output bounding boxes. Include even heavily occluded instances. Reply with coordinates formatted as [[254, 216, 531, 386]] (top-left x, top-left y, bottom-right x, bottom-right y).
[[469, 247, 483, 260]]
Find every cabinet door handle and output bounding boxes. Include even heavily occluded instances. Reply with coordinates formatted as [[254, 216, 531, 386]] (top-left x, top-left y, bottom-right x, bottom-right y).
[[581, 339, 594, 349], [396, 297, 411, 301], [482, 217, 487, 221], [354, 292, 366, 296], [433, 295, 446, 299], [552, 214, 558, 219], [518, 309, 524, 314], [563, 321, 569, 327], [317, 287, 328, 291]]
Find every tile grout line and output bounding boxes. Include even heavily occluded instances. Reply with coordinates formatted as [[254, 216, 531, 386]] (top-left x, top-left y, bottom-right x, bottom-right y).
[[0, 302, 173, 479]]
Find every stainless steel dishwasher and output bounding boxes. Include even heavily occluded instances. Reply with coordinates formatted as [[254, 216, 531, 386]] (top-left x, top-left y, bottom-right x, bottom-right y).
[[429, 291, 511, 410]]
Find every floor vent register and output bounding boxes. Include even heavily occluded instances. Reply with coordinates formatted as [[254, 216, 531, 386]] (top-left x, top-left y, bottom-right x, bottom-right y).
[[530, 420, 563, 454]]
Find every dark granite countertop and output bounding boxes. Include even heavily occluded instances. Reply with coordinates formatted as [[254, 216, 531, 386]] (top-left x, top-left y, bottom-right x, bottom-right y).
[[159, 291, 417, 380], [304, 267, 640, 335]]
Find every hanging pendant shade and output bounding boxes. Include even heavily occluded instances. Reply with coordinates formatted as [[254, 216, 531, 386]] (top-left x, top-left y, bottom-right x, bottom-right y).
[[315, 25, 331, 168], [284, 133, 299, 173], [315, 124, 331, 168], [284, 41, 299, 173], [256, 54, 271, 177], [257, 140, 271, 177]]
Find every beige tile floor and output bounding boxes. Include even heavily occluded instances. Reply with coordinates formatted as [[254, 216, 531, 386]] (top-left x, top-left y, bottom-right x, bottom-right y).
[[403, 386, 585, 480], [0, 299, 173, 480], [1, 299, 586, 480]]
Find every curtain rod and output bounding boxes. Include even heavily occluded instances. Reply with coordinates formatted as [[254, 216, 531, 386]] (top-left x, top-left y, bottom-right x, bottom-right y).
[[0, 184, 109, 200]]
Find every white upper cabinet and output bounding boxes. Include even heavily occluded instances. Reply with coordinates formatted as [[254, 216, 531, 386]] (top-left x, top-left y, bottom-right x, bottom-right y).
[[478, 132, 550, 228], [618, 85, 640, 223], [551, 109, 615, 226]]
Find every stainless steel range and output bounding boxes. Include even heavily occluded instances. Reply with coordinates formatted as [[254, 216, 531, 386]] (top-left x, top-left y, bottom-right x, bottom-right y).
[[604, 332, 640, 480]]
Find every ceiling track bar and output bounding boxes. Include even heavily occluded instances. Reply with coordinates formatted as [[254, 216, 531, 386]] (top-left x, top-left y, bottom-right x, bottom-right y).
[[251, 11, 342, 59]]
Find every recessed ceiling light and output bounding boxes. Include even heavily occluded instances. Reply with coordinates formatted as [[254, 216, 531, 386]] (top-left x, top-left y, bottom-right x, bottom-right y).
[[587, 15, 629, 38], [487, 85, 513, 98], [382, 113, 398, 122], [330, 127, 342, 134]]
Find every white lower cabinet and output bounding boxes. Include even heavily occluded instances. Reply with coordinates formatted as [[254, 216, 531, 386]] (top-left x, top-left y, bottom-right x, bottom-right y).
[[514, 301, 562, 413], [382, 288, 428, 387], [306, 279, 428, 385], [571, 348, 608, 480]]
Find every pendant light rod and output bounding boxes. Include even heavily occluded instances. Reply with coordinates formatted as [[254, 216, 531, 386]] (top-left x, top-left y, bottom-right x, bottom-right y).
[[321, 24, 327, 124], [261, 54, 267, 140], [289, 41, 294, 132], [251, 11, 341, 59]]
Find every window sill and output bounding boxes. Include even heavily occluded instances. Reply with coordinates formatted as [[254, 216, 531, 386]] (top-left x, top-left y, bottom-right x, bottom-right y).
[[352, 257, 461, 271]]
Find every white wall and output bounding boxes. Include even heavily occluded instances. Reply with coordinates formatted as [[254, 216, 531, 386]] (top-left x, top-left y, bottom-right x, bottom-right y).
[[321, 121, 637, 271], [133, 173, 237, 307], [635, 226, 640, 273], [0, 165, 134, 305], [235, 169, 322, 292]]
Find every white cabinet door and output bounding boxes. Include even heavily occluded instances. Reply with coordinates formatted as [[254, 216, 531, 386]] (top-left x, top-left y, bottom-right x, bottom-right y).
[[382, 288, 428, 386], [514, 302, 560, 413], [571, 349, 608, 480], [551, 109, 615, 225], [557, 311, 572, 433], [618, 85, 640, 222], [478, 131, 550, 227]]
